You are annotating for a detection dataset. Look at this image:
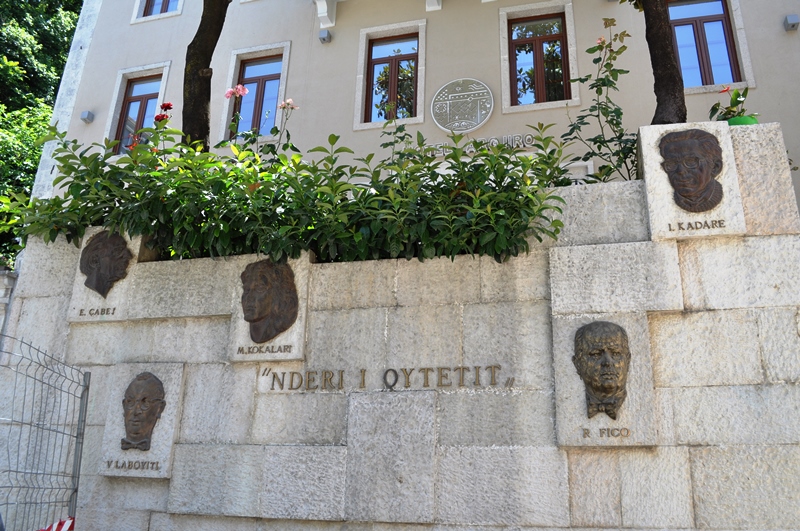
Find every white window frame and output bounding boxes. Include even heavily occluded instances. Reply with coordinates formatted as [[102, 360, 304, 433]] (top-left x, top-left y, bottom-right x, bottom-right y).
[[680, 0, 756, 95], [105, 61, 171, 142], [354, 19, 427, 131], [499, 1, 580, 115], [131, 0, 184, 24], [218, 41, 291, 143]]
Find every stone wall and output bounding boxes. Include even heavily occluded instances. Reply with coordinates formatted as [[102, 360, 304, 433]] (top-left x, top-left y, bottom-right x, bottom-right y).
[[4, 123, 800, 530]]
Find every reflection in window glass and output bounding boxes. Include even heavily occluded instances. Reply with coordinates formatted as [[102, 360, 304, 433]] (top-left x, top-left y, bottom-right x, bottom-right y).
[[674, 24, 703, 87], [130, 79, 161, 97], [371, 38, 417, 60], [704, 20, 734, 84], [117, 76, 161, 153], [515, 43, 536, 105], [143, 0, 179, 17], [511, 18, 562, 40], [668, 0, 723, 20], [543, 40, 565, 102]]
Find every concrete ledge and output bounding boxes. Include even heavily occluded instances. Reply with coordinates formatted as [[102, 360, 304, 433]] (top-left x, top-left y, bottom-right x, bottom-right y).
[[550, 241, 683, 315]]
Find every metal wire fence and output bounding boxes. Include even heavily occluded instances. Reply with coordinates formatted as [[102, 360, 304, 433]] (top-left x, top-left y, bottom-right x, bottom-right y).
[[0, 335, 90, 531]]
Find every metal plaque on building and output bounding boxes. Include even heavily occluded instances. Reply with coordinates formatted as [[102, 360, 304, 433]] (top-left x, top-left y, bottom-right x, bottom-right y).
[[431, 78, 493, 133]]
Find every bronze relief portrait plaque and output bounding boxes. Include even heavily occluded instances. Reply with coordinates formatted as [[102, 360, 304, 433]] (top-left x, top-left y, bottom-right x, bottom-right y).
[[659, 129, 724, 213], [241, 260, 299, 343], [121, 372, 166, 451], [79, 231, 133, 298], [573, 321, 631, 420]]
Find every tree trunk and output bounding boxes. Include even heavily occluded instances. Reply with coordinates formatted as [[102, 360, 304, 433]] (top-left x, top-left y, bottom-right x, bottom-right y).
[[641, 0, 687, 124], [182, 0, 231, 149]]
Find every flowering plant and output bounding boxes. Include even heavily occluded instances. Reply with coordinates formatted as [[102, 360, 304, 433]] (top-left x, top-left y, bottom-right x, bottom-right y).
[[154, 101, 173, 123], [709, 86, 757, 120]]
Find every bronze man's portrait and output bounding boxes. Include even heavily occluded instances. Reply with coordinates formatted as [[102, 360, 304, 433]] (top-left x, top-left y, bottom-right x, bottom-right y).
[[241, 260, 299, 343], [573, 321, 631, 420], [79, 231, 133, 298], [659, 129, 724, 213], [121, 372, 166, 451]]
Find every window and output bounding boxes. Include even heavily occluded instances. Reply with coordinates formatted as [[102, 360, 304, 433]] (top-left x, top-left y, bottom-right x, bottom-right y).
[[143, 0, 178, 16], [115, 76, 161, 153], [233, 56, 282, 136], [669, 0, 740, 87], [365, 35, 418, 122], [508, 14, 570, 106]]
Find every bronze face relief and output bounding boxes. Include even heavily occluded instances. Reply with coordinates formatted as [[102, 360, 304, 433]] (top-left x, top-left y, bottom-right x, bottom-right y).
[[241, 260, 299, 343], [80, 231, 133, 298], [121, 372, 166, 451], [573, 321, 631, 420], [659, 129, 724, 213]]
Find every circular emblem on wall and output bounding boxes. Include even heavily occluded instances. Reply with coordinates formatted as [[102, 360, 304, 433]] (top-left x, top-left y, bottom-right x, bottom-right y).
[[431, 78, 494, 133]]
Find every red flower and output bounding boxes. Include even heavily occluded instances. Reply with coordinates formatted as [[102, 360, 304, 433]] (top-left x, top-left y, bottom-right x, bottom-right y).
[[160, 102, 173, 111], [719, 86, 731, 94], [154, 113, 169, 122]]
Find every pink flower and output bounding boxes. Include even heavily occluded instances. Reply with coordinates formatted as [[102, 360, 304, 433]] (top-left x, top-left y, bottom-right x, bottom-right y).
[[160, 102, 173, 111], [597, 36, 606, 45], [225, 84, 249, 99], [278, 98, 299, 110]]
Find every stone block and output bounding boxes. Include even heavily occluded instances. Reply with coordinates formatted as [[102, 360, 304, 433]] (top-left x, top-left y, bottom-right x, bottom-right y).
[[553, 180, 650, 247], [396, 255, 480, 307], [77, 474, 170, 512], [149, 513, 259, 531], [14, 236, 81, 298], [568, 449, 621, 528], [654, 387, 676, 446], [259, 446, 346, 520], [386, 305, 461, 375], [168, 444, 263, 517], [7, 296, 70, 359], [649, 309, 763, 387], [73, 508, 151, 531], [83, 364, 112, 425], [127, 254, 243, 319], [180, 363, 256, 444], [463, 301, 552, 390], [304, 307, 388, 392], [345, 391, 435, 523], [437, 389, 555, 446], [731, 123, 800, 236], [250, 393, 347, 445], [436, 446, 569, 526], [691, 445, 800, 529], [549, 241, 683, 315], [67, 227, 149, 323], [673, 384, 800, 445], [66, 316, 230, 366], [100, 363, 185, 478], [310, 259, 396, 310], [757, 307, 800, 383], [679, 235, 800, 310], [553, 313, 658, 447], [228, 254, 311, 362], [479, 249, 549, 303], [640, 122, 746, 241], [619, 447, 694, 528]]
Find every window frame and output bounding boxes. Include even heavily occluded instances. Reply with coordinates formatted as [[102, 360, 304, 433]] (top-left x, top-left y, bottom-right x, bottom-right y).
[[507, 12, 571, 107], [131, 0, 183, 23], [105, 62, 171, 150], [220, 42, 291, 143], [498, 1, 580, 115], [114, 75, 162, 153], [232, 56, 283, 137], [364, 33, 419, 123], [354, 19, 427, 131], [668, 0, 741, 87]]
